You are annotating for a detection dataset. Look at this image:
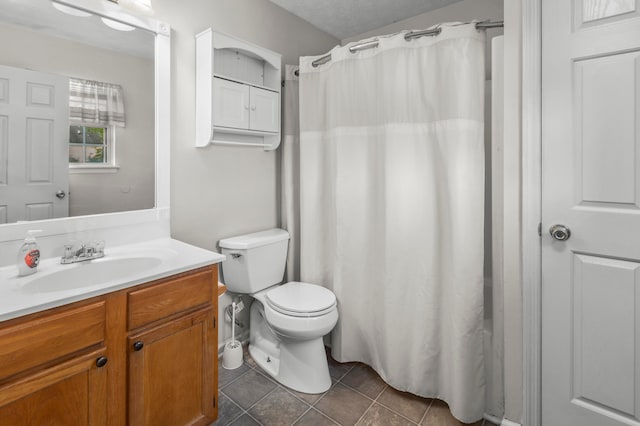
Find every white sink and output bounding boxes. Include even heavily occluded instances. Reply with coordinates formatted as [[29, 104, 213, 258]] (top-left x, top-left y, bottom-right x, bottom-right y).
[[0, 238, 226, 322], [21, 256, 164, 293]]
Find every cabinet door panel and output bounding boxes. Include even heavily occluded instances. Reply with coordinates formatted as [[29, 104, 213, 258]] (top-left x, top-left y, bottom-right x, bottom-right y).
[[0, 350, 107, 426], [213, 78, 249, 129], [128, 308, 215, 426], [249, 87, 279, 132]]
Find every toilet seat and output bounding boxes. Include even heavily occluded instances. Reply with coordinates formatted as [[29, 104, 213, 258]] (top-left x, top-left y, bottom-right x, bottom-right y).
[[265, 282, 336, 318]]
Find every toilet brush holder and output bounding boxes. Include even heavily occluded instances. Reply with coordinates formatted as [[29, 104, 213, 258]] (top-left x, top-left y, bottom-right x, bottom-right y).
[[222, 301, 243, 369], [222, 340, 243, 369]]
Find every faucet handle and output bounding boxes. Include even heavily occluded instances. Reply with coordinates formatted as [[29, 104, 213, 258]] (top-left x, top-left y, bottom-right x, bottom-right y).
[[63, 244, 74, 259]]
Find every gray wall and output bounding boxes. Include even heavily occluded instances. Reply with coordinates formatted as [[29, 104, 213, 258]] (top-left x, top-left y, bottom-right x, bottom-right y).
[[0, 22, 155, 217], [151, 0, 339, 251]]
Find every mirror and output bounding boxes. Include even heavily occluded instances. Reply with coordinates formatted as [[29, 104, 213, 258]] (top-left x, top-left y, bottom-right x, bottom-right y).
[[0, 0, 156, 224]]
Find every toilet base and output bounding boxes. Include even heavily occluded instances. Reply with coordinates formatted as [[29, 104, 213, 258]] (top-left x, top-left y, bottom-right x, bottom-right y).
[[249, 336, 332, 394], [249, 301, 332, 394]]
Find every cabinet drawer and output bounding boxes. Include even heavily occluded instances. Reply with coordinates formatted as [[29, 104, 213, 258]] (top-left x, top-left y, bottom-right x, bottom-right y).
[[128, 267, 214, 330], [0, 301, 106, 380]]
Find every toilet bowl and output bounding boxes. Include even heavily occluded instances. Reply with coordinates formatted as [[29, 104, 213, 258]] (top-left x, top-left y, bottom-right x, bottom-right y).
[[219, 229, 338, 394]]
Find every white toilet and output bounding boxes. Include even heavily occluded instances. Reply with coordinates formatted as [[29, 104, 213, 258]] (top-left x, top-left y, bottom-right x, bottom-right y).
[[219, 228, 338, 394]]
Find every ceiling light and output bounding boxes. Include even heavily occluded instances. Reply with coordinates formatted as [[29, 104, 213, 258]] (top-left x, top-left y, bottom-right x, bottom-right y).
[[51, 2, 92, 17], [111, 0, 153, 15], [101, 17, 135, 31]]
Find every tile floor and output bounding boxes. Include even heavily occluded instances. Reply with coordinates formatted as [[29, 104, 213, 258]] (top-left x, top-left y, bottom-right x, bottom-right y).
[[213, 346, 498, 426]]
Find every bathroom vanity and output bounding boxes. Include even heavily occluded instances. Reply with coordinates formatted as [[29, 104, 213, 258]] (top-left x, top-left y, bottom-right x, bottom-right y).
[[0, 240, 225, 425]]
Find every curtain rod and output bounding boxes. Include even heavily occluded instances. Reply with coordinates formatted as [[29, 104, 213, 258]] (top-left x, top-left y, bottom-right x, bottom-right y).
[[291, 20, 503, 76]]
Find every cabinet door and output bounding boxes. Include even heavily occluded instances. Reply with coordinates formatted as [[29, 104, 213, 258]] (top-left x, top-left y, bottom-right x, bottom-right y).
[[249, 86, 279, 132], [0, 350, 108, 426], [128, 308, 216, 426], [213, 77, 249, 129]]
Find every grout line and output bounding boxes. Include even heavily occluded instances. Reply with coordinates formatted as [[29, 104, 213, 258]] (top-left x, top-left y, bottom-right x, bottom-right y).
[[244, 412, 264, 426], [372, 397, 423, 425], [353, 398, 376, 425], [290, 406, 313, 425], [218, 368, 252, 391], [218, 390, 246, 424], [242, 384, 280, 414], [418, 398, 434, 424], [337, 380, 382, 403], [308, 407, 341, 425]]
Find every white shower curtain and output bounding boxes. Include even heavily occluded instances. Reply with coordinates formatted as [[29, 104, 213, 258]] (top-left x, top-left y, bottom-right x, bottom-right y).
[[298, 23, 486, 422], [281, 65, 300, 281]]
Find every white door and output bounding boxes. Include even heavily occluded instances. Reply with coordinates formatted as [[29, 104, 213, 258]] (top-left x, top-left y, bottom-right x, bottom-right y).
[[0, 65, 69, 224], [249, 86, 279, 133], [542, 1, 640, 425], [213, 77, 249, 129]]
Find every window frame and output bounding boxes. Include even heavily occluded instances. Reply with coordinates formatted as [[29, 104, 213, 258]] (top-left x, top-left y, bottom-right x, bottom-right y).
[[68, 123, 119, 174]]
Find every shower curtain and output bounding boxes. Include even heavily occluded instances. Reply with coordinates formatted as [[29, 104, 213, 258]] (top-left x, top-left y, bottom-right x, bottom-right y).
[[298, 23, 486, 422], [281, 65, 301, 281]]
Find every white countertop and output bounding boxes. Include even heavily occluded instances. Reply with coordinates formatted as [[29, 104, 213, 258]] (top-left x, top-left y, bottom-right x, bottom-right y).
[[0, 238, 225, 322]]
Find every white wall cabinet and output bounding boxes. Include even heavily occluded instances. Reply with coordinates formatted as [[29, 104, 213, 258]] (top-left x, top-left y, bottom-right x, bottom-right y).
[[213, 78, 279, 133], [196, 29, 282, 150]]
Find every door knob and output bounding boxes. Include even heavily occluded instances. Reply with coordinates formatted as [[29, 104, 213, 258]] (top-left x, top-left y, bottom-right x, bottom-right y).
[[549, 224, 571, 241], [133, 341, 144, 351], [55, 190, 66, 199], [96, 356, 108, 368]]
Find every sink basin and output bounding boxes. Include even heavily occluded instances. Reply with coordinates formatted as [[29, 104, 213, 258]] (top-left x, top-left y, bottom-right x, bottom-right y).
[[21, 256, 163, 293]]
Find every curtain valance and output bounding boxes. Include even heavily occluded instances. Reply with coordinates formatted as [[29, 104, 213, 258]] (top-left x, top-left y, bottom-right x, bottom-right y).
[[69, 78, 125, 127]]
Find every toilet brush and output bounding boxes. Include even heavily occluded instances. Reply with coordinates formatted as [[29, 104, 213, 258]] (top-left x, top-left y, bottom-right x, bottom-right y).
[[222, 301, 243, 369]]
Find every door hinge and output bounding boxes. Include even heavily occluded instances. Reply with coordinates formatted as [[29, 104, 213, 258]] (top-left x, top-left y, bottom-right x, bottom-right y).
[[538, 222, 542, 237], [213, 396, 216, 408], [213, 316, 216, 328]]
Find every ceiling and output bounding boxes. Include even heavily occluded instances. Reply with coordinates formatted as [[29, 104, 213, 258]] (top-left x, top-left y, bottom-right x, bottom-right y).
[[0, 0, 154, 59], [267, 0, 464, 40]]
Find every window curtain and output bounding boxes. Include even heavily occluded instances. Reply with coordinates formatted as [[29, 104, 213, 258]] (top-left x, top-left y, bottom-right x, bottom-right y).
[[69, 78, 126, 127], [298, 23, 486, 423]]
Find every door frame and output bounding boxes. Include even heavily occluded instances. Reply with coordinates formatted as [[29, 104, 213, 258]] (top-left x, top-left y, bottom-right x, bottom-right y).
[[522, 0, 542, 425]]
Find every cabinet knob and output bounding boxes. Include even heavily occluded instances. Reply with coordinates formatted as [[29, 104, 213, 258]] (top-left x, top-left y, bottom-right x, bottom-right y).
[[133, 341, 144, 351], [96, 356, 108, 368]]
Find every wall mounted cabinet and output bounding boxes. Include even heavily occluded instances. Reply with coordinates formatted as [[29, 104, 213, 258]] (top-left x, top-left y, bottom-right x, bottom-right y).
[[196, 29, 282, 150]]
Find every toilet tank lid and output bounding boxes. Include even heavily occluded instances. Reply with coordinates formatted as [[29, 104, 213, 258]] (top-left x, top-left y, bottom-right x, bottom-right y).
[[219, 228, 290, 250]]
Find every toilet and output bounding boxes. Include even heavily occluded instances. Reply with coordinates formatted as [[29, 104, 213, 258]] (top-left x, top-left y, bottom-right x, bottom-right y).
[[219, 228, 338, 394]]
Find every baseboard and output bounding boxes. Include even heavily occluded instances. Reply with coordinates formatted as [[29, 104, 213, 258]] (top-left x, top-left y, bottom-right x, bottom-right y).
[[484, 413, 502, 424], [482, 413, 521, 426]]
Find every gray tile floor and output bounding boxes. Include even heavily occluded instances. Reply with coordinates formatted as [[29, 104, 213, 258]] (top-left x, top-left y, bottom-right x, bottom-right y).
[[213, 346, 498, 426]]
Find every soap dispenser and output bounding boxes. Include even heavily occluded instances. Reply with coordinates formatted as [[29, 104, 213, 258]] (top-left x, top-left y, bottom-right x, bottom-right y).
[[17, 230, 42, 277]]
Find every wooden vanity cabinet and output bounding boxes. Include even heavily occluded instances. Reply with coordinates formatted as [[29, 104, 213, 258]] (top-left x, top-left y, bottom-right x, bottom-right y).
[[0, 264, 219, 426], [127, 267, 218, 425]]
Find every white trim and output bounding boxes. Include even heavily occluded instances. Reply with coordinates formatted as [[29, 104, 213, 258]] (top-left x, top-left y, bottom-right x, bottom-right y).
[[0, 3, 171, 242], [502, 419, 523, 426], [154, 29, 170, 210], [52, 0, 170, 35], [522, 0, 542, 426], [484, 413, 503, 424], [69, 165, 120, 174]]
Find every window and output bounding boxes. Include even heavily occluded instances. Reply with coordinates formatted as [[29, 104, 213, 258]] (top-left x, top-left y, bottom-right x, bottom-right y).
[[69, 125, 112, 165], [68, 78, 125, 173]]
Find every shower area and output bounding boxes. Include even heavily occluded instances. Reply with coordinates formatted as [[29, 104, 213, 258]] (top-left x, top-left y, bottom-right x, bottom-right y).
[[280, 16, 506, 425]]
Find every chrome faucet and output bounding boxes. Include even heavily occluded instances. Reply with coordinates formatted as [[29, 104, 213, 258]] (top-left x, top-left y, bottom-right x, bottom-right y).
[[61, 241, 105, 264]]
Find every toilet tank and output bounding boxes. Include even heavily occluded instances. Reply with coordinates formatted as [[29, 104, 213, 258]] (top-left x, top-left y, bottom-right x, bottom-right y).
[[219, 229, 290, 294]]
